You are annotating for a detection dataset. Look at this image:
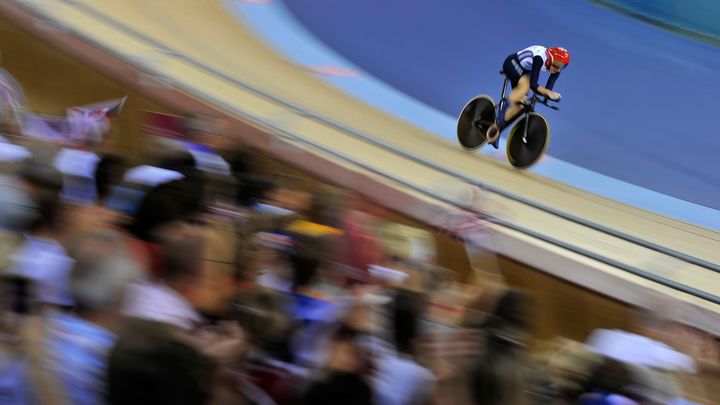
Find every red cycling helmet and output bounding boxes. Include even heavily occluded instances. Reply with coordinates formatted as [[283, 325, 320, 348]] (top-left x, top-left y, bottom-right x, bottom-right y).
[[546, 47, 570, 70]]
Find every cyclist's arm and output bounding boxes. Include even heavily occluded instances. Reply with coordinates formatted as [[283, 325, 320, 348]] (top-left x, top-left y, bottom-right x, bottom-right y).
[[530, 56, 554, 97], [545, 72, 560, 91], [529, 56, 543, 93]]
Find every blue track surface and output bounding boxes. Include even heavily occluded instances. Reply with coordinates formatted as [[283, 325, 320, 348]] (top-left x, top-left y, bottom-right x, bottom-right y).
[[280, 0, 720, 211]]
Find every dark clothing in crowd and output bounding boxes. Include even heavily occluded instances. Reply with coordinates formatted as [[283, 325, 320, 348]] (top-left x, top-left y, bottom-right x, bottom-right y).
[[107, 318, 215, 405], [297, 371, 373, 405]]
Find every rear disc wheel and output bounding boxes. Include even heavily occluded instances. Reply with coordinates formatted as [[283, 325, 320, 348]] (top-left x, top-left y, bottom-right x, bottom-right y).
[[457, 95, 496, 150]]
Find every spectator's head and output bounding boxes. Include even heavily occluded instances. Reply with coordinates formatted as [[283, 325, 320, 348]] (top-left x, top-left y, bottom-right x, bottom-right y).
[[307, 185, 346, 228], [482, 289, 535, 358], [158, 150, 196, 176], [392, 289, 427, 356], [94, 154, 126, 203], [226, 147, 277, 207], [154, 220, 237, 316], [127, 173, 206, 241], [160, 222, 206, 277], [236, 174, 276, 208], [0, 274, 33, 317], [126, 181, 182, 241], [584, 357, 640, 401], [490, 288, 534, 332], [287, 250, 320, 294], [226, 145, 253, 176], [265, 178, 311, 213], [546, 339, 603, 400], [19, 161, 63, 233], [68, 228, 140, 316], [153, 221, 213, 309], [234, 288, 291, 351], [463, 285, 534, 334]]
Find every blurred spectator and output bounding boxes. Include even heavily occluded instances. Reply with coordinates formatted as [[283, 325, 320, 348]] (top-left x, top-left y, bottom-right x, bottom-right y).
[[119, 164, 208, 278], [7, 161, 74, 308], [53, 147, 100, 204], [372, 289, 435, 405], [104, 163, 183, 216], [23, 228, 141, 405], [112, 221, 244, 404], [585, 309, 695, 403], [157, 149, 196, 176], [253, 233, 295, 294], [333, 192, 387, 285], [286, 250, 351, 366], [122, 221, 211, 329], [297, 326, 374, 405], [144, 150, 206, 229], [0, 272, 31, 404], [586, 309, 696, 373], [104, 140, 203, 220], [0, 173, 36, 271], [306, 185, 345, 230], [235, 285, 295, 362], [125, 179, 189, 241], [94, 153, 127, 205], [289, 252, 321, 297], [265, 181, 311, 215], [108, 317, 216, 405], [542, 338, 604, 401], [224, 146, 274, 209], [375, 222, 436, 267], [0, 227, 137, 403], [18, 160, 64, 236], [464, 287, 552, 405], [578, 357, 642, 405], [297, 370, 373, 405], [0, 137, 31, 170]]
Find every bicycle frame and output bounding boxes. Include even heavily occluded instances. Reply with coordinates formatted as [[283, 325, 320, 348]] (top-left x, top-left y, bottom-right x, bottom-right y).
[[497, 75, 534, 141]]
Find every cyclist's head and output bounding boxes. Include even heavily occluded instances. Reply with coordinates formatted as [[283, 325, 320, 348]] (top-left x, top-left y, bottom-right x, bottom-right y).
[[546, 47, 570, 71]]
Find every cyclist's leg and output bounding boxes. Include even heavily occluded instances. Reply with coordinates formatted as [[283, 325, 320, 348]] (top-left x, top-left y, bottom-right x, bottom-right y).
[[487, 55, 521, 141], [499, 55, 522, 126], [505, 75, 530, 122]]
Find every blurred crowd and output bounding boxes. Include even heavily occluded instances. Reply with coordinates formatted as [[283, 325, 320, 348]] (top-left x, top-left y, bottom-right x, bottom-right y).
[[0, 105, 718, 405]]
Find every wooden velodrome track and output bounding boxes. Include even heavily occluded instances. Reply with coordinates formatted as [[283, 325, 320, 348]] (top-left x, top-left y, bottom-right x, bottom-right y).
[[3, 0, 719, 333]]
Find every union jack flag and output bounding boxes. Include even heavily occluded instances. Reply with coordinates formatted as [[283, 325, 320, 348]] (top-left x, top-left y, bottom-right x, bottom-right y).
[[21, 97, 126, 147]]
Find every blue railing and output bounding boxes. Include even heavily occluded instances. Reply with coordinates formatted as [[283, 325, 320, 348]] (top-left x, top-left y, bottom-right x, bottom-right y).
[[592, 0, 720, 44]]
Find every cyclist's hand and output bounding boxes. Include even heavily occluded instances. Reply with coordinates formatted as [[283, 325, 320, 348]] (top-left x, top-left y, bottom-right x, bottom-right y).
[[547, 91, 562, 101]]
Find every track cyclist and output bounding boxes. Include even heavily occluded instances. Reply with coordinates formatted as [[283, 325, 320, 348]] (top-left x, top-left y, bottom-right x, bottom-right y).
[[486, 45, 570, 149]]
